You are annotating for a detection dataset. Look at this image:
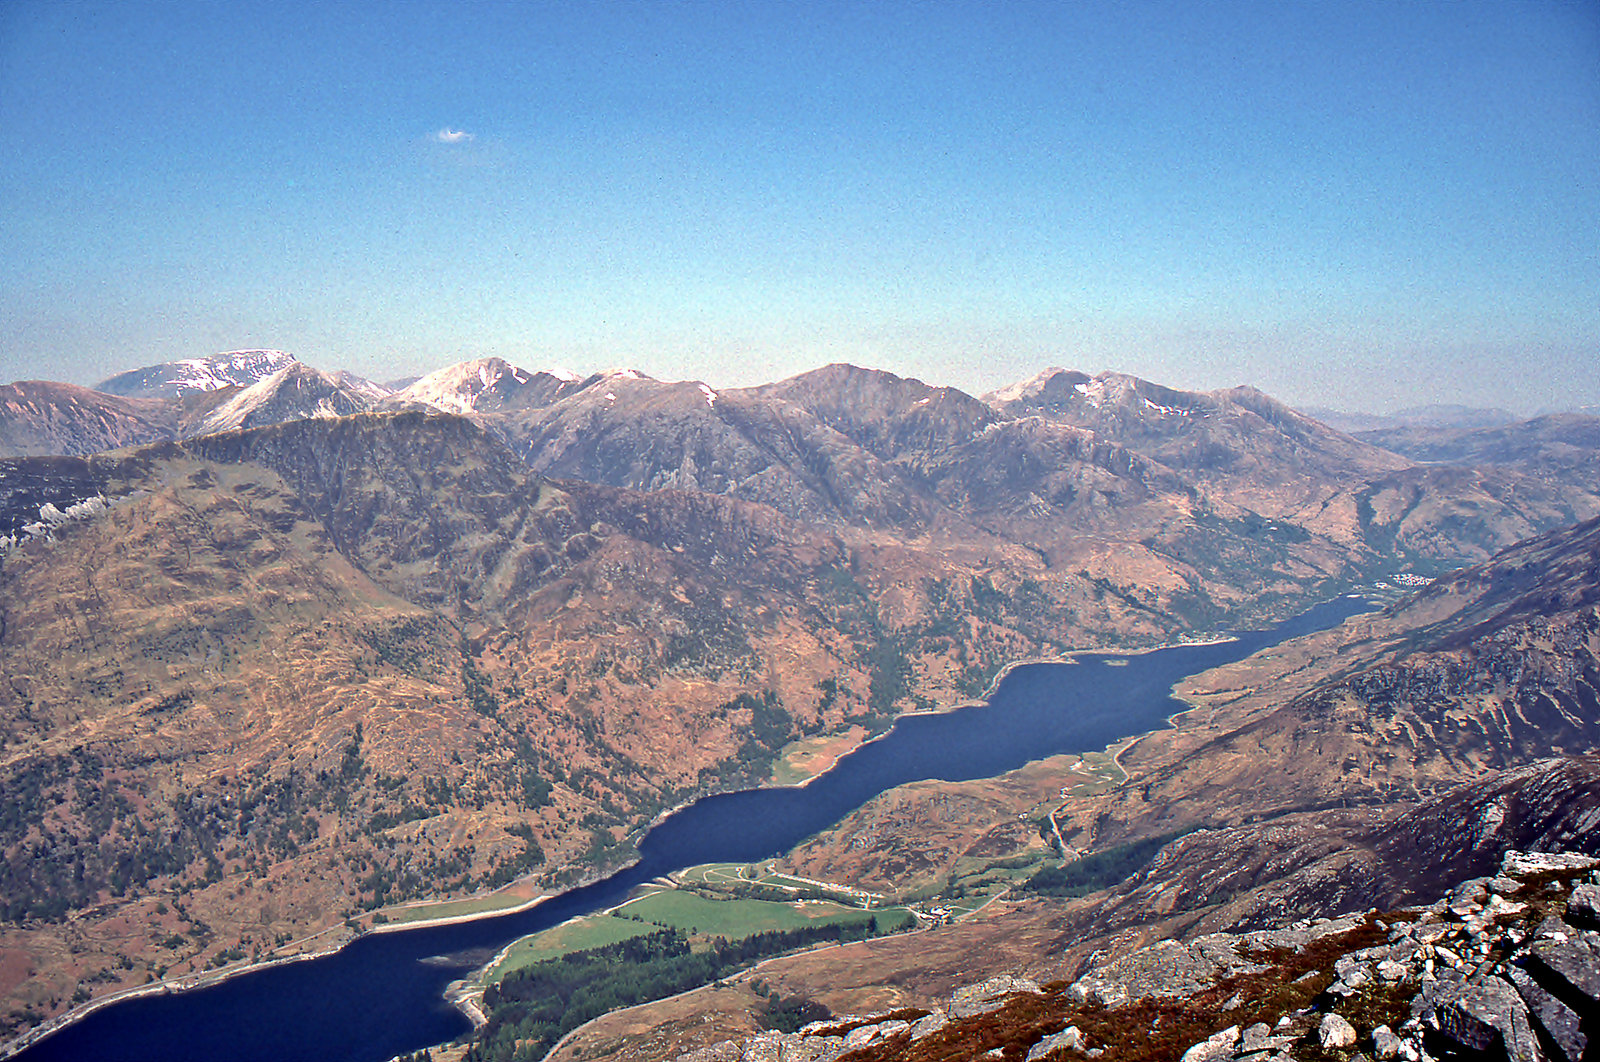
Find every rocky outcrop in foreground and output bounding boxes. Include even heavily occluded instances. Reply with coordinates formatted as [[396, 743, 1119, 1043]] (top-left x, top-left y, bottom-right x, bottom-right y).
[[677, 850, 1599, 1062]]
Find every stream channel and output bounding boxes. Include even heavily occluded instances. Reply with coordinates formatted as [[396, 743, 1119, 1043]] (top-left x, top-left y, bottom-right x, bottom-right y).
[[13, 594, 1372, 1062]]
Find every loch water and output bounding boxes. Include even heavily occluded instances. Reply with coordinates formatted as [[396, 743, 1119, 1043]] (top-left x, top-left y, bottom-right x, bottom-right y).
[[12, 595, 1371, 1062]]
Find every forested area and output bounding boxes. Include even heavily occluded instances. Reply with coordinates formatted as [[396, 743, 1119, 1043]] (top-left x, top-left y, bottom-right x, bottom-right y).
[[466, 918, 887, 1061], [1019, 829, 1193, 897]]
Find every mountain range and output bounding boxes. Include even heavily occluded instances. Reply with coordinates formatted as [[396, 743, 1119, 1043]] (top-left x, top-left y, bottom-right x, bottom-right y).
[[2, 349, 1599, 1053]]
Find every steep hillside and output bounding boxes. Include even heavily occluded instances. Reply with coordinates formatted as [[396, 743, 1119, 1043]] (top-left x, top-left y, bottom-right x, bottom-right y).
[[1062, 516, 1600, 852], [0, 383, 175, 458]]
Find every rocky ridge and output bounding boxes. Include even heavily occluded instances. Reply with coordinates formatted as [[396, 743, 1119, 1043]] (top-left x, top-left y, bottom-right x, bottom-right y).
[[675, 850, 1599, 1062]]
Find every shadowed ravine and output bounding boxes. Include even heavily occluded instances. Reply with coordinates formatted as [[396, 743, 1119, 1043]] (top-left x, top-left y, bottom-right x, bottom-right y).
[[9, 595, 1372, 1062]]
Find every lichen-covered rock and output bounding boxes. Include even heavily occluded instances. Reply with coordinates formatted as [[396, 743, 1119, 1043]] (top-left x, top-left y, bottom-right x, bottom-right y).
[[679, 1042, 744, 1062], [1236, 1022, 1273, 1053], [1502, 852, 1600, 876], [950, 975, 1043, 1018], [1503, 965, 1586, 1062], [1319, 1012, 1357, 1049], [845, 1019, 908, 1047], [1243, 914, 1364, 952], [1427, 977, 1544, 1062], [780, 1037, 844, 1062], [1179, 1025, 1239, 1062], [1523, 937, 1600, 1005], [742, 1035, 783, 1062], [907, 1010, 949, 1041], [1068, 935, 1266, 1007], [1025, 1025, 1083, 1061], [1566, 882, 1600, 927], [1376, 959, 1409, 981], [1372, 1024, 1403, 1059]]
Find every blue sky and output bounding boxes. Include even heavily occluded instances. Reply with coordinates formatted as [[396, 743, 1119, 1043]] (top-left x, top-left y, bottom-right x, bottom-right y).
[[1, 0, 1596, 413]]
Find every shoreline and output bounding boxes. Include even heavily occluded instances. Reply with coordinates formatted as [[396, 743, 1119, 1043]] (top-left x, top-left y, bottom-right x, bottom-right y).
[[764, 631, 1245, 790], [366, 889, 553, 936], [0, 883, 562, 1060], [0, 922, 361, 1061], [3, 591, 1374, 1060]]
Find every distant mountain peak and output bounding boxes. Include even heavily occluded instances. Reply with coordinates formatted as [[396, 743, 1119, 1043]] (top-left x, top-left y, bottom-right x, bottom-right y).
[[390, 357, 587, 415], [193, 362, 373, 436], [95, 350, 299, 400], [981, 367, 1088, 406]]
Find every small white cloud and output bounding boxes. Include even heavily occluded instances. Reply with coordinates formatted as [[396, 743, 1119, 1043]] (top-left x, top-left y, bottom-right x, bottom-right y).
[[435, 128, 474, 144]]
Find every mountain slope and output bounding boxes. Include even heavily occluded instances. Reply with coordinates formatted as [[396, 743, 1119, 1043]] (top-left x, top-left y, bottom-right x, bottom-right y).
[[185, 362, 381, 436], [0, 382, 176, 458], [985, 368, 1600, 561], [15, 354, 1595, 607], [983, 368, 1409, 515], [3, 355, 398, 458], [1073, 515, 1600, 850]]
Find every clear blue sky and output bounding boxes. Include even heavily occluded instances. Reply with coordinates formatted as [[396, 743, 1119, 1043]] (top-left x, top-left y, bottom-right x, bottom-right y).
[[2, 0, 1596, 413]]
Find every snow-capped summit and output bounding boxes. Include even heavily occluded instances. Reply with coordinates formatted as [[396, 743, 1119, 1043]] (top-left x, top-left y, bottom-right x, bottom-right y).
[[984, 369, 1163, 415], [96, 350, 299, 400], [981, 366, 1090, 408], [387, 358, 586, 415], [189, 363, 375, 437]]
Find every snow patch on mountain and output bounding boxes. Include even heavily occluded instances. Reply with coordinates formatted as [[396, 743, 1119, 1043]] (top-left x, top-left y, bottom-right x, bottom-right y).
[[984, 366, 1075, 404], [95, 350, 298, 398], [0, 494, 112, 554], [1143, 397, 1192, 417]]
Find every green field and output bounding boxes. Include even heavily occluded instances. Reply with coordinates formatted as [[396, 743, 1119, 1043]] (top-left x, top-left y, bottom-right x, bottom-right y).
[[488, 913, 658, 978], [622, 888, 891, 936], [674, 862, 757, 885], [486, 882, 913, 980]]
